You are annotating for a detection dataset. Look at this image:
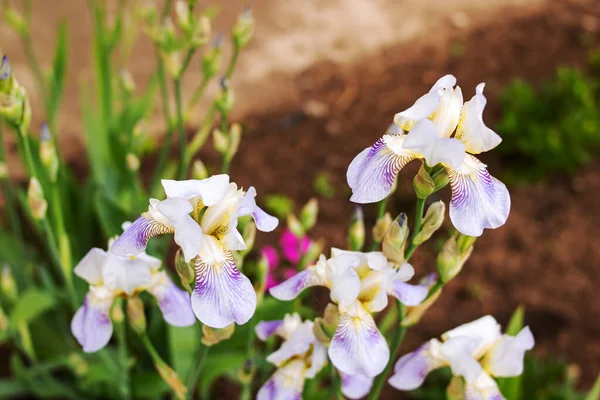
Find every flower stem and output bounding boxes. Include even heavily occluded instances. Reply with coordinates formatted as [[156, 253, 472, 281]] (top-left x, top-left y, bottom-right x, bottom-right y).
[[369, 198, 388, 250], [404, 197, 426, 261], [115, 300, 131, 400], [329, 362, 344, 400], [185, 345, 210, 400], [174, 79, 188, 179], [367, 302, 406, 400]]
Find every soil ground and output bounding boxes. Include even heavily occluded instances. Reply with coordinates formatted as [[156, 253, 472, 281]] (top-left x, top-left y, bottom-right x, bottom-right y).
[[2, 0, 600, 396]]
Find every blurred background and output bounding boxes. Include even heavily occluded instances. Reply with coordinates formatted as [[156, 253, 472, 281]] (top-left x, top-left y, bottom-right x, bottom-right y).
[[2, 0, 600, 396]]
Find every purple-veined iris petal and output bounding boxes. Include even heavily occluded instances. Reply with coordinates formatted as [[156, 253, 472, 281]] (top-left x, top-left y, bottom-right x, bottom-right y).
[[347, 137, 414, 204], [191, 250, 257, 328], [161, 174, 230, 206], [71, 295, 114, 353], [257, 360, 306, 400], [464, 372, 505, 400], [74, 248, 107, 285], [238, 186, 279, 232], [388, 340, 444, 390], [111, 214, 172, 257], [328, 309, 389, 378], [341, 372, 373, 400], [269, 268, 326, 301], [483, 326, 534, 378], [387, 280, 429, 306], [255, 320, 284, 341], [149, 273, 195, 327], [456, 83, 502, 154], [447, 155, 510, 237]]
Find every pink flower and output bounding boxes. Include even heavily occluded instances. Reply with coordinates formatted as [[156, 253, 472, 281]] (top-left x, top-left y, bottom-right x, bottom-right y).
[[262, 246, 280, 290], [280, 229, 311, 264]]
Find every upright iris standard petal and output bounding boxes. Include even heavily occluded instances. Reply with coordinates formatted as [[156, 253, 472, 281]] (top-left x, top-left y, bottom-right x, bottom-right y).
[[74, 248, 107, 285], [389, 340, 446, 390], [482, 327, 534, 377], [347, 136, 416, 204], [341, 373, 373, 400], [455, 83, 502, 154], [394, 74, 457, 131], [257, 359, 306, 400], [255, 320, 285, 341], [326, 254, 361, 309], [447, 155, 510, 237], [149, 272, 195, 327], [403, 119, 465, 169], [440, 337, 485, 383], [191, 240, 257, 328], [111, 214, 173, 257], [101, 253, 153, 296], [269, 268, 327, 301], [237, 186, 279, 232], [430, 86, 463, 139], [328, 305, 390, 378], [157, 198, 204, 262], [161, 174, 230, 206], [71, 293, 114, 353]]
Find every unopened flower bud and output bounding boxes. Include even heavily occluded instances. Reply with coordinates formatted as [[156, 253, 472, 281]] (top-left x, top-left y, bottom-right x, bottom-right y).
[[436, 234, 473, 283], [430, 165, 449, 192], [127, 297, 147, 334], [215, 78, 234, 113], [313, 303, 339, 346], [4, 9, 28, 35], [237, 359, 255, 384], [300, 198, 318, 231], [111, 302, 125, 324], [119, 69, 136, 95], [302, 240, 324, 267], [175, 0, 192, 32], [242, 221, 256, 252], [39, 124, 59, 182], [212, 128, 228, 155], [286, 214, 305, 238], [225, 122, 242, 162], [0, 55, 14, 92], [382, 213, 409, 265], [412, 201, 445, 245], [232, 8, 254, 48], [191, 16, 211, 47], [201, 324, 235, 346], [413, 164, 435, 199], [1, 265, 17, 303], [67, 353, 89, 377], [137, 1, 158, 26], [446, 376, 466, 400], [348, 207, 365, 251], [126, 153, 140, 171], [159, 17, 178, 50], [27, 178, 47, 220], [175, 249, 194, 292], [0, 161, 8, 179], [372, 212, 393, 243], [163, 51, 182, 79], [155, 361, 187, 400], [192, 159, 208, 180], [202, 37, 223, 79], [402, 285, 442, 327], [457, 234, 476, 254]]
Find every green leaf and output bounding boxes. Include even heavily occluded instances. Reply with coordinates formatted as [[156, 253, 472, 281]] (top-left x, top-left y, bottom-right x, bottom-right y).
[[168, 325, 199, 377], [9, 289, 56, 325], [0, 379, 28, 397], [198, 352, 246, 394], [131, 371, 169, 399], [506, 306, 525, 336], [585, 374, 600, 400], [264, 194, 295, 218], [47, 22, 68, 119]]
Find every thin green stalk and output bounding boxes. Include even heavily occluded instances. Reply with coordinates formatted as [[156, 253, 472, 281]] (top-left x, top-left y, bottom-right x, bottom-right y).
[[174, 79, 187, 179], [150, 54, 174, 191], [185, 345, 210, 400], [0, 120, 22, 239], [50, 184, 72, 284], [115, 300, 131, 400], [185, 76, 209, 118], [404, 198, 426, 260], [367, 302, 406, 400], [369, 198, 388, 250], [220, 113, 230, 174], [186, 106, 217, 165], [329, 362, 343, 400], [140, 333, 186, 400], [240, 317, 258, 400], [225, 46, 239, 79]]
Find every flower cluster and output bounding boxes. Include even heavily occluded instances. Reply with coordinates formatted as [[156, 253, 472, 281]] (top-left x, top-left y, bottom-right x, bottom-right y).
[[270, 249, 429, 379], [71, 231, 195, 352], [110, 174, 278, 328], [347, 75, 510, 237], [390, 315, 534, 399], [261, 228, 312, 290]]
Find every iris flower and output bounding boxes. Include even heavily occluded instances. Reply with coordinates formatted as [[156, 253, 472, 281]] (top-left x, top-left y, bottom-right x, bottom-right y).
[[347, 75, 510, 236], [389, 315, 534, 399], [269, 249, 429, 378], [256, 313, 327, 400], [111, 175, 278, 328], [71, 236, 195, 352]]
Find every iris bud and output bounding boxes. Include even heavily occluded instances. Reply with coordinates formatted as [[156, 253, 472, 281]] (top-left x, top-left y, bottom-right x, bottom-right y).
[[127, 297, 147, 335], [430, 164, 450, 192], [126, 153, 140, 171], [372, 212, 392, 243], [436, 233, 473, 283], [4, 9, 28, 35], [313, 303, 339, 346], [225, 122, 242, 163], [119, 69, 136, 95], [446, 376, 466, 400], [286, 214, 305, 238], [382, 213, 408, 265], [202, 37, 223, 79], [348, 207, 365, 251], [212, 128, 228, 155], [67, 353, 89, 377], [1, 265, 17, 303], [413, 164, 435, 199], [412, 201, 445, 245], [175, 249, 194, 292], [155, 361, 187, 400], [201, 324, 235, 346], [192, 159, 208, 180], [300, 198, 318, 231], [40, 124, 59, 182], [191, 16, 211, 47], [215, 78, 234, 114], [174, 0, 191, 32], [232, 8, 254, 48], [27, 178, 47, 221], [0, 161, 7, 179]]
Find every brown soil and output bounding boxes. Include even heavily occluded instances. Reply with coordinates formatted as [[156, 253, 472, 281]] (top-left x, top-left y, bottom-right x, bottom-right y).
[[222, 0, 600, 391]]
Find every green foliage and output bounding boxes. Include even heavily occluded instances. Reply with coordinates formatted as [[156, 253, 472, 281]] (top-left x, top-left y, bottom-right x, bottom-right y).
[[496, 66, 600, 182]]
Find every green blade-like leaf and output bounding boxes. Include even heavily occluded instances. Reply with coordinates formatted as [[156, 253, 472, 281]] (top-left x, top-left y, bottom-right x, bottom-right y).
[[505, 305, 525, 336], [47, 21, 68, 119], [9, 289, 56, 325], [168, 324, 199, 377], [585, 374, 600, 400]]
